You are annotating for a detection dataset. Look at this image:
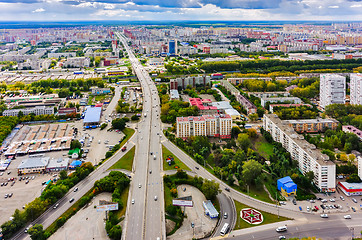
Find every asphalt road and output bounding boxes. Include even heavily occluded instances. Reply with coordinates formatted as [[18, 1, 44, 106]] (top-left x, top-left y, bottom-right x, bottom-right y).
[[213, 193, 236, 237], [117, 33, 165, 240]]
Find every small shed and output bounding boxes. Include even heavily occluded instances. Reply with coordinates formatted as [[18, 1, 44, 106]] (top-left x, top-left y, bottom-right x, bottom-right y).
[[203, 200, 219, 218], [277, 176, 297, 197], [68, 148, 80, 159]]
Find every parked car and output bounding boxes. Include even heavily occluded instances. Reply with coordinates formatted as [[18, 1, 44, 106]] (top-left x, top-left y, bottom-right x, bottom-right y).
[[344, 215, 351, 219], [320, 214, 328, 218], [352, 198, 357, 203]]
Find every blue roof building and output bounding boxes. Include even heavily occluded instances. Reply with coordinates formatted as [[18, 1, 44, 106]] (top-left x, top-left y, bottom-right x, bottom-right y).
[[277, 176, 297, 197], [83, 106, 102, 127], [69, 160, 83, 169]]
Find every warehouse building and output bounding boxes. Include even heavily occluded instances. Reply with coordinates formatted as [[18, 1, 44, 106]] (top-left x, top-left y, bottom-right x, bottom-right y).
[[83, 106, 102, 128], [18, 155, 50, 175]]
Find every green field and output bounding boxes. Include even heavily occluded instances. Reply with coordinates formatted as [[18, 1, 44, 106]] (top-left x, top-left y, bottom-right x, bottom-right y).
[[235, 184, 274, 204], [234, 200, 290, 230], [255, 138, 274, 159], [162, 145, 191, 171], [109, 146, 135, 171], [115, 185, 129, 218]]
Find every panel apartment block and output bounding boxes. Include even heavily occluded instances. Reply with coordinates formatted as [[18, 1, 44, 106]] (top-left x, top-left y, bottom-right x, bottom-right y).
[[320, 74, 346, 109], [263, 114, 336, 192], [176, 114, 232, 139], [350, 73, 362, 105]]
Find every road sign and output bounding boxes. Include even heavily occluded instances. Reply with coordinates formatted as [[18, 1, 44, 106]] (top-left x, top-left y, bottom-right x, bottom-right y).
[[172, 196, 193, 207], [96, 200, 119, 212]]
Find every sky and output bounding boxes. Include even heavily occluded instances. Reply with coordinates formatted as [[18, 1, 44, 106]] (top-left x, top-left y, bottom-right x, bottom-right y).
[[0, 0, 361, 21]]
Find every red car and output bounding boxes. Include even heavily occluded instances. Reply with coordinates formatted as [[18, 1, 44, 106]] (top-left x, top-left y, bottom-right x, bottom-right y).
[[121, 146, 127, 152], [314, 206, 319, 211]]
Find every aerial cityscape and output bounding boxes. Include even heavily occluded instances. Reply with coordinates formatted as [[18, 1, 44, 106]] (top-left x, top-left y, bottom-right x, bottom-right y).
[[0, 1, 361, 240]]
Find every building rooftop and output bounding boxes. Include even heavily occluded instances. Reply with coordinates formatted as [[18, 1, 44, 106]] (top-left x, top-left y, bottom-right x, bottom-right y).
[[83, 106, 102, 123], [170, 89, 179, 99], [265, 114, 333, 166], [343, 125, 362, 139], [286, 118, 339, 124], [47, 158, 69, 169], [189, 98, 218, 110], [210, 101, 233, 110], [18, 156, 50, 169], [339, 182, 362, 191]]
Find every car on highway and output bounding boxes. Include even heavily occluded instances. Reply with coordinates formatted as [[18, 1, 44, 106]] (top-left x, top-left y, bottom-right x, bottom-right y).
[[320, 214, 328, 218], [53, 203, 59, 209], [139, 184, 142, 188], [154, 196, 158, 201], [149, 170, 152, 174], [351, 207, 356, 212], [121, 146, 127, 152], [276, 226, 287, 232], [9, 193, 13, 197], [74, 187, 78, 192], [344, 215, 351, 219], [279, 236, 286, 240], [25, 224, 33, 233], [69, 198, 75, 203], [132, 199, 135, 204], [225, 187, 230, 192], [224, 212, 228, 219], [195, 166, 199, 170]]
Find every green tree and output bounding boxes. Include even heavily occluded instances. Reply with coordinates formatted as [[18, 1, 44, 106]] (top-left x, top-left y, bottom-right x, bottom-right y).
[[242, 160, 263, 185], [237, 133, 251, 151], [249, 113, 258, 122], [28, 224, 47, 240], [70, 140, 82, 150], [59, 170, 68, 180], [201, 180, 220, 200], [112, 118, 126, 130], [346, 173, 362, 183]]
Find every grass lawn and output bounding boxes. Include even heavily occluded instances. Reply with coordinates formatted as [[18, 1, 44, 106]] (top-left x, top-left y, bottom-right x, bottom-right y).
[[255, 137, 274, 159], [235, 184, 274, 204], [162, 145, 191, 171], [115, 186, 129, 218], [87, 97, 94, 105], [94, 95, 107, 102], [109, 146, 135, 171], [234, 200, 290, 230], [164, 184, 173, 208]]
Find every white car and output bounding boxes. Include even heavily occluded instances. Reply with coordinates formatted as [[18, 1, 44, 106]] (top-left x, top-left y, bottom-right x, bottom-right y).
[[138, 184, 141, 188], [344, 215, 351, 219], [276, 226, 287, 232], [306, 206, 310, 212], [320, 214, 328, 218], [131, 199, 135, 204], [329, 198, 335, 202]]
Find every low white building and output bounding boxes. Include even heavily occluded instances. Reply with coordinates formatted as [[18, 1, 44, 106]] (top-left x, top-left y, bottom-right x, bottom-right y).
[[3, 106, 54, 116], [63, 57, 90, 68], [261, 97, 302, 107]]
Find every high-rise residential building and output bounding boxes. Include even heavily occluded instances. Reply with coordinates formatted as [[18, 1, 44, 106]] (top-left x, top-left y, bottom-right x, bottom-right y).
[[176, 114, 232, 139], [320, 74, 346, 109], [168, 40, 177, 55], [350, 73, 362, 105], [263, 114, 336, 192]]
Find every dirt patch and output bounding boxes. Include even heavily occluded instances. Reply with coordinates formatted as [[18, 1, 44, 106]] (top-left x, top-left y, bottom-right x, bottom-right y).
[[166, 218, 176, 235]]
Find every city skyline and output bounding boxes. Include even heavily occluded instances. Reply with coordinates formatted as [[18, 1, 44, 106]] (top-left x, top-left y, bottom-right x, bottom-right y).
[[0, 0, 361, 21]]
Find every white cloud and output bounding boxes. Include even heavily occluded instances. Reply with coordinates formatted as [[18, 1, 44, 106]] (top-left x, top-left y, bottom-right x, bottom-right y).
[[350, 4, 362, 8], [32, 8, 45, 13], [328, 5, 340, 8]]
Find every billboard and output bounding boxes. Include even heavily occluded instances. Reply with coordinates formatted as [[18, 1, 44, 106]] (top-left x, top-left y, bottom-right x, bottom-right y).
[[172, 196, 193, 207], [96, 200, 119, 212]]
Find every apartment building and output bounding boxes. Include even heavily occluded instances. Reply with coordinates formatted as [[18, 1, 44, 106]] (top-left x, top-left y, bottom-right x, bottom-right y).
[[261, 96, 302, 107], [176, 114, 232, 139], [320, 74, 346, 109], [263, 114, 336, 192], [3, 106, 54, 117], [350, 73, 362, 105], [169, 75, 210, 90], [235, 94, 258, 115], [285, 118, 339, 133], [342, 125, 362, 140]]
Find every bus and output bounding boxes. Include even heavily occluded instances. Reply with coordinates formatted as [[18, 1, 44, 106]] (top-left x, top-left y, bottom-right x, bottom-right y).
[[220, 223, 229, 236]]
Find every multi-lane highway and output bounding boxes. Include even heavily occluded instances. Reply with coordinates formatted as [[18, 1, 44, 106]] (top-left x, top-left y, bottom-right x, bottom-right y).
[[117, 33, 165, 240]]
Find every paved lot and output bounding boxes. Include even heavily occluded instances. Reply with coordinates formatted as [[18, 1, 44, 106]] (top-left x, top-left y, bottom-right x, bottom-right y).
[[0, 171, 50, 224], [167, 184, 217, 240], [49, 192, 111, 240]]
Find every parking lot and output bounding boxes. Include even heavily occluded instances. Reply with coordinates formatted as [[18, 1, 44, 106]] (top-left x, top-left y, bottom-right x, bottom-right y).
[[0, 170, 51, 224], [49, 192, 111, 240]]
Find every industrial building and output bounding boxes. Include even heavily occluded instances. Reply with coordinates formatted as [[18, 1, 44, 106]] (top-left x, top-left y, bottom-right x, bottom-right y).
[[3, 106, 54, 117], [263, 114, 336, 192], [46, 158, 69, 172], [176, 114, 232, 139], [320, 74, 346, 109], [83, 106, 102, 128]]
